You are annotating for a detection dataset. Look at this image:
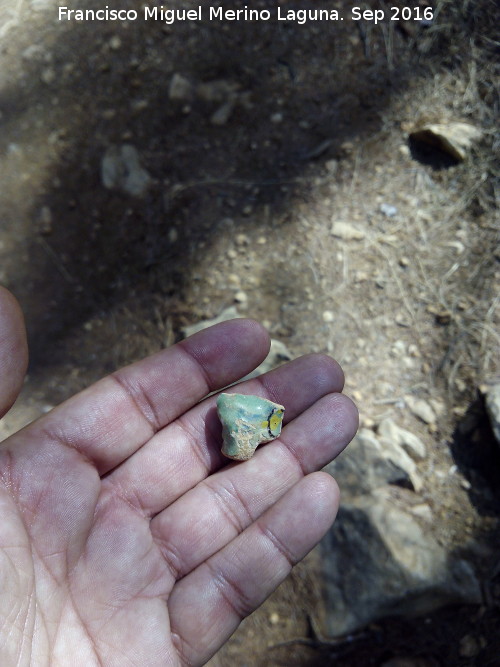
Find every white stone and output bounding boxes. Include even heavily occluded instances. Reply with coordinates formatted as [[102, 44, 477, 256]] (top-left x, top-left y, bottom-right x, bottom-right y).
[[331, 221, 365, 240], [234, 290, 248, 304], [405, 395, 436, 424], [378, 418, 427, 460], [380, 203, 398, 217], [101, 145, 152, 197]]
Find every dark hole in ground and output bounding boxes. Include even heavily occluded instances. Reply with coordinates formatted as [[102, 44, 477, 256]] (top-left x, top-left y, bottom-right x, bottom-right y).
[[408, 135, 460, 170]]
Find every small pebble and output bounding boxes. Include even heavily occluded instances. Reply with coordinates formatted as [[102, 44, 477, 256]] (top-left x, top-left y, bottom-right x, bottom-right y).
[[235, 233, 249, 246], [405, 396, 436, 425], [331, 221, 365, 240], [38, 206, 52, 235], [169, 73, 192, 101], [325, 159, 338, 174], [391, 340, 406, 356], [395, 313, 411, 327], [380, 203, 398, 217], [109, 35, 122, 50], [459, 634, 480, 658], [41, 67, 55, 84], [131, 99, 149, 112], [234, 290, 248, 304], [211, 101, 234, 126]]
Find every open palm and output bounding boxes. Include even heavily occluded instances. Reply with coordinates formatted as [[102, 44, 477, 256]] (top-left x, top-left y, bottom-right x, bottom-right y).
[[0, 288, 357, 666]]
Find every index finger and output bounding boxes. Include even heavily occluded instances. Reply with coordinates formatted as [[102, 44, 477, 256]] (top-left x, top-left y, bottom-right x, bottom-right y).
[[8, 319, 270, 474]]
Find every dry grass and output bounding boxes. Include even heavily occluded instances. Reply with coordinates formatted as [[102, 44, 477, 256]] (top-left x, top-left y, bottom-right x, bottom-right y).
[[406, 0, 500, 391]]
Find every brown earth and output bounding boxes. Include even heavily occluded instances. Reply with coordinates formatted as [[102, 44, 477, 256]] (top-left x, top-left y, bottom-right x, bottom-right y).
[[0, 0, 499, 665]]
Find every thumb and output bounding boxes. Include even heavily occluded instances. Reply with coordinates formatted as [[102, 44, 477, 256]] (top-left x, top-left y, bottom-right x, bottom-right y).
[[0, 287, 28, 419]]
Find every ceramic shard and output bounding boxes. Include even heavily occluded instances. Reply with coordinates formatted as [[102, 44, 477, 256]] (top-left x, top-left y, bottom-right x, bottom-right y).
[[217, 393, 285, 460]]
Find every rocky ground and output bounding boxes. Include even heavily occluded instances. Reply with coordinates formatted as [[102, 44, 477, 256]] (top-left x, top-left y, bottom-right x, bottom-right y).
[[1, 0, 499, 665]]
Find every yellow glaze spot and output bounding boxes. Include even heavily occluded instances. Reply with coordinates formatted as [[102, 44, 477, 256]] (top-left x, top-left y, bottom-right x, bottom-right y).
[[261, 420, 269, 429], [269, 413, 283, 432]]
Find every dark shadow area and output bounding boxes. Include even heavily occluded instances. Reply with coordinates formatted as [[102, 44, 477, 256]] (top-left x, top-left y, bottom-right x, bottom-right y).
[[408, 135, 460, 169], [450, 396, 500, 516], [293, 603, 500, 666], [0, 0, 477, 375]]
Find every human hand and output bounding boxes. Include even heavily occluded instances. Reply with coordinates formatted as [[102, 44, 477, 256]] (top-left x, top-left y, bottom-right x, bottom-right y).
[[0, 287, 358, 666]]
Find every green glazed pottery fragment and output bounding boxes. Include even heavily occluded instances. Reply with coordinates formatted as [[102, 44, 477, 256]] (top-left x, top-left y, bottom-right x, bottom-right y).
[[217, 393, 285, 461]]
